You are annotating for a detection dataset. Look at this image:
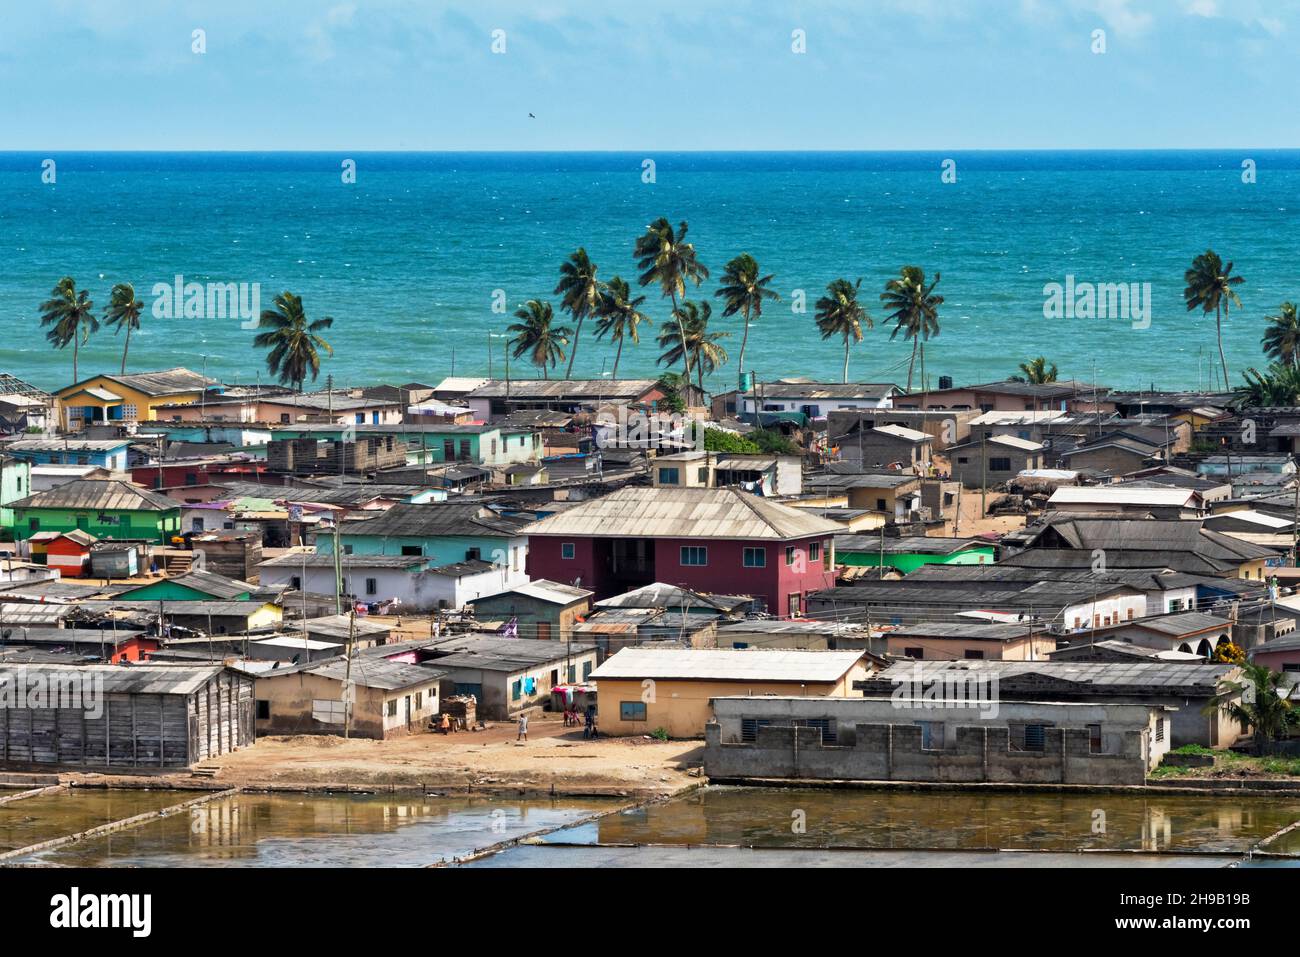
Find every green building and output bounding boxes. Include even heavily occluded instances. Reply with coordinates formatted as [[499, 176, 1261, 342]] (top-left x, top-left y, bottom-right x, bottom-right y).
[[269, 423, 540, 467], [835, 534, 995, 573], [11, 479, 182, 544], [0, 456, 32, 530], [117, 568, 255, 602]]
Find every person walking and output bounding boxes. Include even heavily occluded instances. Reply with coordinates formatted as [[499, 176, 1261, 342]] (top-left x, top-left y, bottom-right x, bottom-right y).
[[517, 712, 529, 742]]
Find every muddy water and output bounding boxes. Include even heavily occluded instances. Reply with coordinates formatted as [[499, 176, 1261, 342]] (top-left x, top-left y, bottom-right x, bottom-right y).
[[17, 792, 612, 867], [0, 789, 190, 853], [564, 787, 1300, 855]]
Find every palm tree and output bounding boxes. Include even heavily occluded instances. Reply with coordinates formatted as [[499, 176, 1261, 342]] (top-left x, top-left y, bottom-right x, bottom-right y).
[[507, 300, 573, 379], [1184, 250, 1244, 390], [1010, 357, 1058, 384], [1262, 302, 1300, 369], [714, 253, 780, 382], [554, 248, 602, 379], [38, 277, 98, 383], [814, 278, 871, 383], [881, 266, 943, 392], [657, 300, 729, 394], [1203, 661, 1298, 756], [1234, 364, 1300, 408], [103, 282, 144, 374], [634, 218, 709, 380], [253, 291, 334, 391], [593, 277, 651, 378]]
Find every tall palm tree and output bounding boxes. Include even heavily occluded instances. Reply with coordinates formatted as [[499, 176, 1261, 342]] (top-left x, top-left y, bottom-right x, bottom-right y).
[[1203, 661, 1298, 756], [1184, 249, 1244, 391], [1010, 357, 1058, 384], [814, 278, 871, 384], [38, 277, 98, 384], [634, 218, 709, 380], [881, 266, 943, 392], [657, 300, 729, 394], [1262, 302, 1300, 370], [253, 291, 334, 391], [103, 282, 144, 374], [554, 248, 602, 379], [714, 253, 780, 382], [507, 300, 573, 379], [1234, 364, 1300, 408], [593, 276, 651, 378]]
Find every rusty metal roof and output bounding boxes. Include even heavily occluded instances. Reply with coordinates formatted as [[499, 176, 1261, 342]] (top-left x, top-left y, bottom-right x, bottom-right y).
[[11, 479, 181, 512]]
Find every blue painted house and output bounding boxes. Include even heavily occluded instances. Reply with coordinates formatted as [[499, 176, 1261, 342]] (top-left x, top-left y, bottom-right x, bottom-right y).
[[5, 438, 130, 471]]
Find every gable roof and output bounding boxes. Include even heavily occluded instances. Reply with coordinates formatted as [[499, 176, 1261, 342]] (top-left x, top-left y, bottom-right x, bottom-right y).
[[337, 501, 527, 538], [588, 647, 864, 683], [521, 487, 842, 540], [58, 367, 216, 398], [11, 479, 181, 513]]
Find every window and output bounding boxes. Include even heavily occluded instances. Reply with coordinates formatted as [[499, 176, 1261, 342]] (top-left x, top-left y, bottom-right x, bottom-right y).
[[365, 578, 378, 596], [567, 664, 576, 683], [511, 679, 522, 701], [680, 546, 707, 566], [785, 545, 797, 566], [401, 545, 422, 556], [582, 661, 592, 680], [386, 699, 397, 717], [741, 718, 772, 742], [355, 412, 365, 424], [964, 649, 984, 660], [988, 457, 1012, 472], [1155, 717, 1165, 742], [876, 498, 887, 510], [343, 544, 354, 555], [415, 692, 423, 710], [290, 576, 301, 590], [191, 517, 205, 532], [809, 542, 821, 562], [27, 518, 38, 532], [1024, 724, 1046, 751], [256, 700, 270, 719], [443, 440, 455, 460], [1088, 724, 1103, 754], [697, 468, 709, 483], [280, 413, 291, 424], [917, 721, 944, 750], [787, 592, 801, 616], [459, 439, 471, 460], [957, 456, 970, 464], [620, 701, 647, 721], [561, 542, 576, 560], [658, 467, 680, 485], [742, 547, 766, 568], [1169, 598, 1185, 612], [312, 699, 346, 724], [904, 646, 924, 659]]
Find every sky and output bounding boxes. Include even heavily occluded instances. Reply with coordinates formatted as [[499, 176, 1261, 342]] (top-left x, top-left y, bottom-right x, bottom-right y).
[[2, 0, 1298, 151]]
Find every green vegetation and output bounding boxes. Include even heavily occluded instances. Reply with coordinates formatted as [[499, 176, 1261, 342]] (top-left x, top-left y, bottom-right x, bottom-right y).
[[39, 277, 98, 384], [254, 291, 334, 391], [814, 278, 871, 384], [1010, 357, 1058, 384], [103, 282, 144, 374], [1262, 301, 1300, 369], [1235, 363, 1300, 407], [1183, 249, 1244, 390], [554, 248, 602, 379], [655, 373, 686, 413], [704, 427, 800, 455], [1204, 662, 1299, 756], [714, 253, 779, 382], [650, 727, 670, 741], [657, 300, 729, 393], [881, 266, 943, 392], [507, 299, 572, 379], [634, 218, 709, 380], [593, 277, 651, 378]]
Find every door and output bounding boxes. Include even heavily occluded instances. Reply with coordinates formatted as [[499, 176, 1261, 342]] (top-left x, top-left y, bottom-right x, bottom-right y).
[[537, 621, 551, 641], [404, 695, 411, 730]]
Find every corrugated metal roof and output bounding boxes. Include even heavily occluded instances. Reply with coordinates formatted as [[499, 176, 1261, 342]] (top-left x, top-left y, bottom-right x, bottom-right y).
[[588, 647, 864, 683], [1049, 486, 1199, 506], [522, 487, 842, 540], [306, 656, 446, 690], [988, 434, 1045, 452], [467, 378, 658, 400], [12, 479, 181, 512], [0, 663, 227, 695], [7, 438, 128, 452]]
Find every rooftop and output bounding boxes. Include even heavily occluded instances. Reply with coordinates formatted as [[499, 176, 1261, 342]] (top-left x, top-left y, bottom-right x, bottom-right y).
[[588, 647, 865, 683], [11, 479, 181, 513]]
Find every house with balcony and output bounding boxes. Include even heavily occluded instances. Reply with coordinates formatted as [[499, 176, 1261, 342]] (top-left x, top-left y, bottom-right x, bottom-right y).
[[522, 486, 842, 617], [54, 367, 217, 429]]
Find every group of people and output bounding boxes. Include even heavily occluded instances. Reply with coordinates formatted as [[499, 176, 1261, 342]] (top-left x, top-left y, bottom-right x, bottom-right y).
[[516, 704, 598, 742]]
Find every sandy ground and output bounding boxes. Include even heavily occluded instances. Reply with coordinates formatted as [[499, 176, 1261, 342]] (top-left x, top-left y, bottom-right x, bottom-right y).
[[947, 490, 1030, 537], [63, 715, 703, 797]]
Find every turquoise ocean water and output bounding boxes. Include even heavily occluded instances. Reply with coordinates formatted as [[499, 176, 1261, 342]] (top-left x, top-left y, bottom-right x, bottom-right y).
[[2, 150, 1298, 395]]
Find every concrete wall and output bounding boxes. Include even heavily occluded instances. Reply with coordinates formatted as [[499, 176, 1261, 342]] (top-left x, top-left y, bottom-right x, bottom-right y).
[[255, 670, 441, 739], [705, 696, 1168, 785]]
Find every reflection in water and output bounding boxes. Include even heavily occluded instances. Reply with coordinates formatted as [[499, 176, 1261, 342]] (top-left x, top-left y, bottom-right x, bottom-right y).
[[23, 793, 613, 867], [593, 788, 1300, 854], [0, 789, 190, 853]]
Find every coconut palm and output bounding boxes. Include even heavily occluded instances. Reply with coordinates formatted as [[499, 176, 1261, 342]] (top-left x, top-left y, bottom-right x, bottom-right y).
[[814, 279, 871, 384], [657, 300, 729, 394], [507, 300, 573, 379], [553, 248, 602, 379], [881, 266, 943, 392], [38, 277, 98, 384], [634, 218, 709, 380], [1203, 661, 1298, 756], [593, 277, 651, 379], [1184, 250, 1244, 391], [714, 253, 780, 381], [103, 282, 144, 374], [1234, 364, 1300, 408], [253, 292, 334, 391], [1262, 302, 1300, 370], [1010, 357, 1058, 384]]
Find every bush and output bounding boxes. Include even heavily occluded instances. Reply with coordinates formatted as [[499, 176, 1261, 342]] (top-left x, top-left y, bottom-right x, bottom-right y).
[[650, 727, 670, 741]]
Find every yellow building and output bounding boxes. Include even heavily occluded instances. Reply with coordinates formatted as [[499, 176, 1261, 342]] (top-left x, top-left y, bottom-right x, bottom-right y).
[[587, 647, 870, 738], [55, 368, 215, 430]]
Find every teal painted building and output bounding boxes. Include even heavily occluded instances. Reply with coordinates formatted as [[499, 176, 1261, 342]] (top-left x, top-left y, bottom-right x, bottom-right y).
[[835, 534, 995, 573], [0, 456, 32, 529], [118, 568, 254, 602], [270, 423, 540, 467], [11, 479, 182, 544]]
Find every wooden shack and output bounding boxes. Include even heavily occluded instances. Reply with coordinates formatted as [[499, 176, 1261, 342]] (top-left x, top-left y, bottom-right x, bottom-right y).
[[0, 664, 254, 769]]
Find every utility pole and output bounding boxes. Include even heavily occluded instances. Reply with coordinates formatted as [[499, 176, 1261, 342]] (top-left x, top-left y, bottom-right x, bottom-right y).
[[1293, 479, 1299, 568], [980, 431, 988, 519], [331, 520, 343, 616]]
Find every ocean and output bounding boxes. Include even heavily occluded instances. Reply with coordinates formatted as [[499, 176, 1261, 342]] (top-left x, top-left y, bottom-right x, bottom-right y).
[[2, 150, 1298, 396]]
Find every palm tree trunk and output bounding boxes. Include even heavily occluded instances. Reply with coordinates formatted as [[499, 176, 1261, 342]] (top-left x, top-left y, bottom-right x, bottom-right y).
[[671, 291, 690, 381], [72, 335, 79, 385], [1217, 304, 1229, 390], [842, 336, 850, 384], [906, 338, 917, 392], [737, 308, 751, 386], [121, 327, 132, 375], [612, 336, 623, 378], [565, 316, 584, 379]]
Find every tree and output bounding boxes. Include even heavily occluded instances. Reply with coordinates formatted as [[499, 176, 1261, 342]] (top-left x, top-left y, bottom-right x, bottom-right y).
[[1184, 249, 1244, 390], [1010, 357, 1058, 384], [103, 282, 144, 374], [1203, 661, 1299, 755], [1234, 363, 1300, 407], [507, 299, 573, 379], [714, 253, 779, 382], [881, 266, 943, 392], [655, 373, 687, 414], [634, 218, 709, 380], [38, 277, 98, 384], [1262, 302, 1300, 369], [554, 248, 602, 379], [253, 291, 334, 391], [657, 300, 729, 394], [593, 276, 651, 378], [814, 278, 871, 383]]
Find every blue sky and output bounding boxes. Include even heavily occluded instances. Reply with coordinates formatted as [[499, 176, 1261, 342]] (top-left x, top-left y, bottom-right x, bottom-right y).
[[4, 0, 1298, 150]]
